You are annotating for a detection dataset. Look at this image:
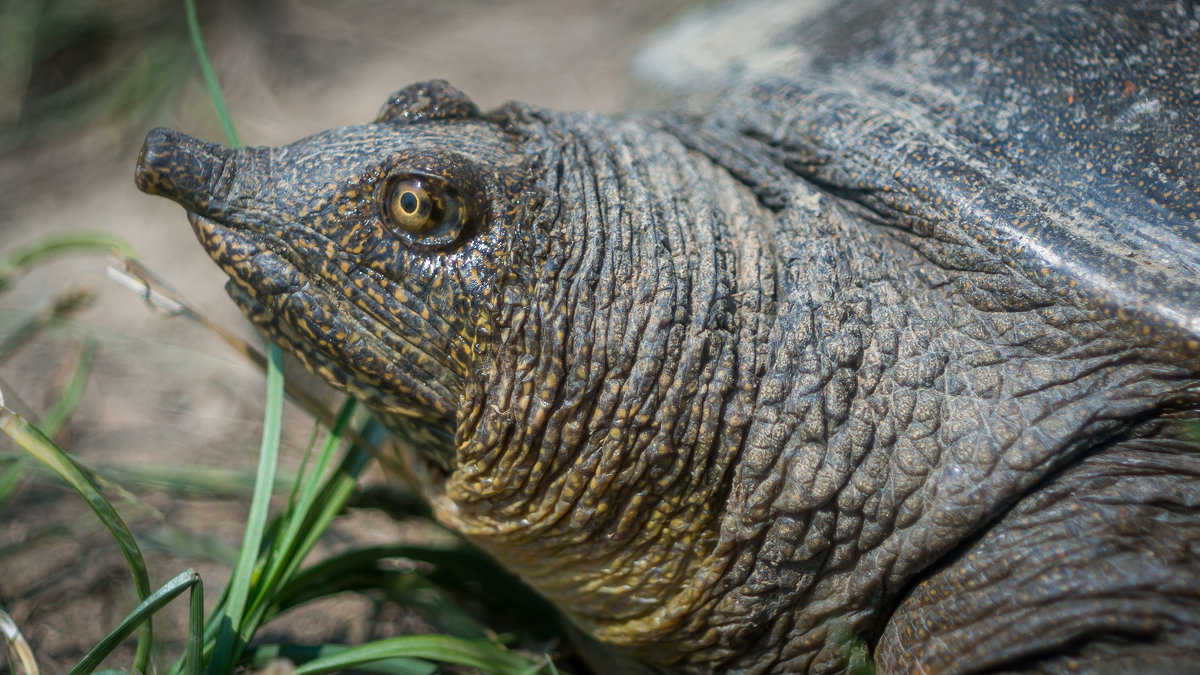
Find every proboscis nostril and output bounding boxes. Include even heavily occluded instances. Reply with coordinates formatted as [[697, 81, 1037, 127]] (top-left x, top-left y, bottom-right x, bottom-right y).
[[134, 127, 232, 211], [135, 127, 173, 196]]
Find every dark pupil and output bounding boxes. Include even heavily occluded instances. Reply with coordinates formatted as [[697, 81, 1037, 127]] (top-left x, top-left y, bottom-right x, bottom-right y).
[[400, 191, 419, 215]]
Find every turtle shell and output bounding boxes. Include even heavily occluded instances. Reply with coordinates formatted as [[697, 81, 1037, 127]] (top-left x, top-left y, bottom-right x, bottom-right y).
[[639, 0, 1200, 355]]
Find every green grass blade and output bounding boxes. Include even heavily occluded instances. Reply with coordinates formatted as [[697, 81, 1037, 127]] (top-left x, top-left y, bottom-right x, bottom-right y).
[[205, 344, 285, 674], [93, 462, 295, 499], [0, 232, 136, 292], [182, 0, 239, 147], [70, 569, 202, 675], [242, 399, 357, 624], [0, 459, 26, 515], [244, 645, 436, 675], [182, 405, 376, 675], [280, 420, 322, 521], [0, 452, 293, 512], [265, 422, 374, 595], [290, 636, 551, 675], [142, 528, 240, 567], [38, 338, 98, 436], [0, 288, 94, 362], [186, 575, 204, 675], [261, 541, 489, 639], [277, 544, 557, 626], [0, 393, 154, 672]]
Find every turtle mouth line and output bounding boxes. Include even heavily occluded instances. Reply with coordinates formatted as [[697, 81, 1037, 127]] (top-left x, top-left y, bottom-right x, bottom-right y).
[[183, 210, 458, 420], [186, 210, 258, 252], [185, 210, 308, 294], [184, 209, 316, 314]]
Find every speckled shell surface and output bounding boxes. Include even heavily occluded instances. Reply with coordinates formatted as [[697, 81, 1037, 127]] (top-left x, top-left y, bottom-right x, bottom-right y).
[[651, 0, 1200, 351]]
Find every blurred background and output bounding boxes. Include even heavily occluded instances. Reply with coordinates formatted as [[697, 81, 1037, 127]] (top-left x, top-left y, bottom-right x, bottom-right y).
[[0, 0, 690, 670]]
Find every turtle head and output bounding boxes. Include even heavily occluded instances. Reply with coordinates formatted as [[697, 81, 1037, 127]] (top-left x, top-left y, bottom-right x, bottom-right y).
[[136, 81, 542, 465]]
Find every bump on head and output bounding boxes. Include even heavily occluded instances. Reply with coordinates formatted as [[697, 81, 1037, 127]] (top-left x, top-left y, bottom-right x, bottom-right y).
[[377, 80, 481, 125]]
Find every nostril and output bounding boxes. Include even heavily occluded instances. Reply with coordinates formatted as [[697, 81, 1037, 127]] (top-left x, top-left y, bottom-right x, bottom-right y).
[[134, 139, 153, 191], [134, 127, 230, 209], [135, 127, 181, 196]]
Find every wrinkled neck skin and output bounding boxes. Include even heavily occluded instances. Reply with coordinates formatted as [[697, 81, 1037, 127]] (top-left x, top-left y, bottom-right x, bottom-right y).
[[416, 109, 1199, 672], [432, 109, 778, 656]]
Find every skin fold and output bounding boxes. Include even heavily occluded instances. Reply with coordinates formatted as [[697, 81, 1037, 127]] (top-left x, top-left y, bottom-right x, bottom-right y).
[[135, 1, 1200, 672]]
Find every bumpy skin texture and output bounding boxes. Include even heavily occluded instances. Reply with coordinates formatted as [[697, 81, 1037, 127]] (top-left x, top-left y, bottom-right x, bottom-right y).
[[135, 1, 1200, 672]]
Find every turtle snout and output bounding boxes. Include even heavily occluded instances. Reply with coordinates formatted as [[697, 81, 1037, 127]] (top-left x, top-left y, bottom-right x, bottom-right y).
[[135, 127, 231, 212]]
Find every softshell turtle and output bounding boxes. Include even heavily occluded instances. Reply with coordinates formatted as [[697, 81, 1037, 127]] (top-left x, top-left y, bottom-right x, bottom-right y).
[[134, 0, 1200, 671]]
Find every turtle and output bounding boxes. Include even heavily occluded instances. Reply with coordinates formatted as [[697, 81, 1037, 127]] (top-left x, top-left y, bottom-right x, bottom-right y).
[[133, 0, 1200, 672]]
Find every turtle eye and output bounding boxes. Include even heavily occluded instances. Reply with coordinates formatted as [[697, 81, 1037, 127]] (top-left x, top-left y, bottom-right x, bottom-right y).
[[381, 175, 467, 249]]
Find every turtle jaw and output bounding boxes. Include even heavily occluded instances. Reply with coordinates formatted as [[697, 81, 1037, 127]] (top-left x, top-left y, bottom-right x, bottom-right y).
[[185, 209, 462, 424]]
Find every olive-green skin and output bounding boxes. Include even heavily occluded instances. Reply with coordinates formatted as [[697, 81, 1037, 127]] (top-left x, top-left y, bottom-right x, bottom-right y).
[[136, 0, 1200, 672]]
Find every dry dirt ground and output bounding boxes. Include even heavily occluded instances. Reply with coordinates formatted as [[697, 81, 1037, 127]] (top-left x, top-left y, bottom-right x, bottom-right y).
[[0, 1, 691, 671]]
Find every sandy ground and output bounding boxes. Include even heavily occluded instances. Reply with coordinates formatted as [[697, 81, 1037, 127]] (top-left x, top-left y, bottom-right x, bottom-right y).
[[0, 1, 690, 671]]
